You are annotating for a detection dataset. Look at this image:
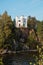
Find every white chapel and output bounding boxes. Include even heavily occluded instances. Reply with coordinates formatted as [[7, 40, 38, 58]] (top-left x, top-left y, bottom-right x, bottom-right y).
[[15, 16, 27, 28]]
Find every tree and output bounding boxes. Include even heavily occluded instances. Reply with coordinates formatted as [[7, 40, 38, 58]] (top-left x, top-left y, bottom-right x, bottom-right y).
[[40, 21, 43, 41], [0, 17, 5, 48], [27, 16, 37, 29], [0, 11, 15, 49]]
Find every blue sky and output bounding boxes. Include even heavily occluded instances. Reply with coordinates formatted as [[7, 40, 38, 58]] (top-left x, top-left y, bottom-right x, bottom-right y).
[[0, 0, 43, 20]]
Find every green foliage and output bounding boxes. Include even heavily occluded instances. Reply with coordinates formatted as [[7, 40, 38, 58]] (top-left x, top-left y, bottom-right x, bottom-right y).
[[0, 11, 15, 49], [27, 16, 37, 29]]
